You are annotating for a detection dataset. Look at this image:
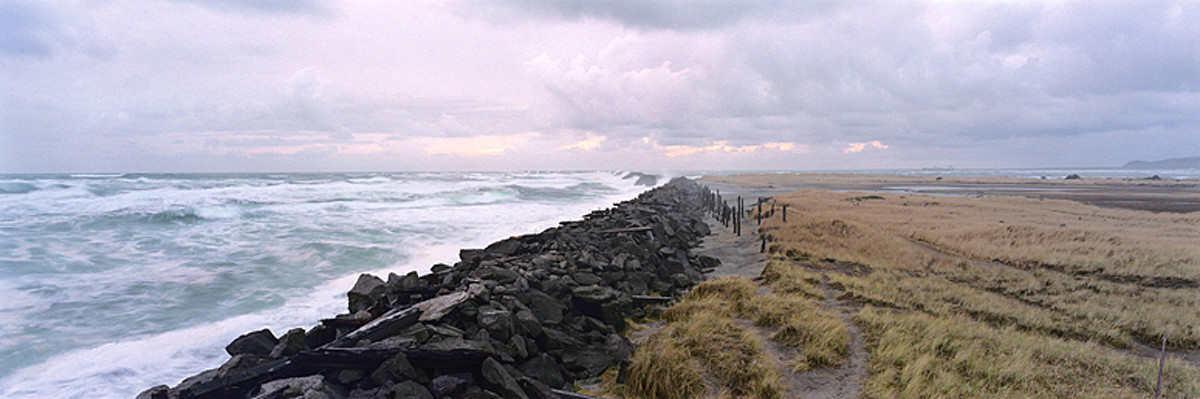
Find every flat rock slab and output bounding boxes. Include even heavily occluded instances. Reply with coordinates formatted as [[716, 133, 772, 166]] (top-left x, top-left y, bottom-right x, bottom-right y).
[[417, 291, 469, 322]]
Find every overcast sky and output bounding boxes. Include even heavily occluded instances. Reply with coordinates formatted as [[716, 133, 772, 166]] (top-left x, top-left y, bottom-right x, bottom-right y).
[[2, 0, 1198, 172]]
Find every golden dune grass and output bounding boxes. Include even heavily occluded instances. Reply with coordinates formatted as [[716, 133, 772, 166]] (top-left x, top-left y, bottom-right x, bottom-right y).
[[731, 178, 1200, 397], [622, 277, 851, 398], [758, 189, 1200, 347], [856, 306, 1196, 398]]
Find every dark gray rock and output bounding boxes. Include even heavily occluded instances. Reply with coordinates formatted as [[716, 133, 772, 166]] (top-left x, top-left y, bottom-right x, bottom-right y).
[[485, 238, 521, 257], [172, 368, 218, 397], [349, 274, 386, 313], [561, 344, 617, 377], [226, 328, 278, 357], [135, 385, 169, 399], [390, 380, 433, 399], [520, 291, 563, 325], [370, 352, 420, 387], [509, 335, 529, 359], [336, 369, 367, 385], [458, 387, 504, 399], [476, 266, 521, 283], [460, 248, 485, 264], [539, 328, 582, 350], [605, 333, 634, 362], [270, 328, 308, 358], [429, 373, 473, 398], [397, 323, 431, 343], [478, 305, 514, 342], [422, 337, 496, 354], [515, 376, 557, 399], [570, 285, 632, 330], [416, 291, 469, 322], [570, 272, 602, 286], [481, 357, 529, 399], [252, 374, 347, 399], [306, 324, 337, 349], [217, 353, 269, 377], [430, 263, 452, 274], [513, 310, 542, 338], [365, 336, 416, 350], [518, 353, 565, 389]]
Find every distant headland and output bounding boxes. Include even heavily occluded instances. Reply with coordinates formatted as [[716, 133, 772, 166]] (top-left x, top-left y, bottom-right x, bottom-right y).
[[1121, 156, 1200, 169]]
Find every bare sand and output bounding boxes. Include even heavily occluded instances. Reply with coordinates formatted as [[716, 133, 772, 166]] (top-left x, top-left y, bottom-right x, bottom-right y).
[[701, 173, 1200, 213]]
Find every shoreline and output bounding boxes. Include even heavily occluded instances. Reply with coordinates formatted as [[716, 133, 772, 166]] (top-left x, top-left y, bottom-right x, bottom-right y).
[[142, 177, 717, 399], [702, 173, 1200, 213]]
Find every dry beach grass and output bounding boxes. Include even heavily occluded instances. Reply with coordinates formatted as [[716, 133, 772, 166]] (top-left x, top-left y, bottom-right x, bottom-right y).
[[721, 174, 1200, 398], [605, 174, 1200, 398]]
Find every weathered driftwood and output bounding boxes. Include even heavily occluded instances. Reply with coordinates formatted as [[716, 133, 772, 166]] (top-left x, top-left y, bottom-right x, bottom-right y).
[[551, 388, 602, 399], [326, 306, 421, 348], [630, 295, 673, 305], [318, 317, 365, 329], [596, 226, 653, 234]]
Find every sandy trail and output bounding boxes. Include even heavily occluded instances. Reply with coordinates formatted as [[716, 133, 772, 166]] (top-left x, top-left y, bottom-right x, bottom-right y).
[[692, 187, 869, 399]]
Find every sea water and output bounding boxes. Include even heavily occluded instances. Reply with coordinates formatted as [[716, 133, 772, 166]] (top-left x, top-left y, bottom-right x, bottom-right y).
[[0, 171, 659, 398]]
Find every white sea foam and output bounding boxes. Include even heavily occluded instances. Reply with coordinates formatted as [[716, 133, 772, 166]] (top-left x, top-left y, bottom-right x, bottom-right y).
[[0, 171, 652, 398]]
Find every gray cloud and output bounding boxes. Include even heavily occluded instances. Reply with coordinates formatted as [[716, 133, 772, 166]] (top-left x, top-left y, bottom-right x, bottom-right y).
[[171, 0, 330, 15], [483, 0, 800, 30], [0, 1, 56, 56], [3, 0, 1199, 172], [0, 1, 114, 59], [518, 0, 1200, 158]]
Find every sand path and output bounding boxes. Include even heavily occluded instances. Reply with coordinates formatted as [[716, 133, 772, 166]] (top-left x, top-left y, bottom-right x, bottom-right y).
[[693, 188, 869, 399]]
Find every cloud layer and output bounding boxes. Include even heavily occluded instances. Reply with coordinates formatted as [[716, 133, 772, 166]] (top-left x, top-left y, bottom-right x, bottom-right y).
[[2, 0, 1197, 172]]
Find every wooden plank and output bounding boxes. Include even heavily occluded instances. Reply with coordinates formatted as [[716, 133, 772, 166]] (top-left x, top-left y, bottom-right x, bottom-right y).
[[595, 227, 652, 234], [630, 295, 673, 305], [551, 388, 601, 399], [325, 306, 421, 348]]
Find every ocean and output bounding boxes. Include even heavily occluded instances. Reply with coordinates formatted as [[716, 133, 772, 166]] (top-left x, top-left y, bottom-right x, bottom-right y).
[[0, 171, 660, 398]]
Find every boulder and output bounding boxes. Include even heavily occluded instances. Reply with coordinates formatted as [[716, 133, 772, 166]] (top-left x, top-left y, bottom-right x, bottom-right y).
[[270, 328, 308, 358], [519, 291, 563, 325], [513, 310, 543, 338], [252, 374, 347, 399], [561, 345, 616, 377], [417, 291, 469, 322], [135, 385, 169, 399], [604, 333, 634, 362], [485, 238, 521, 257], [217, 353, 269, 377], [429, 373, 473, 398], [305, 324, 337, 349], [518, 353, 565, 389], [370, 352, 421, 386], [570, 285, 632, 330], [390, 380, 434, 399], [476, 266, 521, 283], [480, 357, 528, 399], [538, 328, 582, 350], [570, 272, 602, 286], [226, 329, 278, 357], [336, 369, 367, 385], [349, 274, 386, 313], [478, 305, 515, 342]]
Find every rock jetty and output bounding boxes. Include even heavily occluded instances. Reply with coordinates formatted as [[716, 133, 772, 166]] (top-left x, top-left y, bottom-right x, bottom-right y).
[[140, 177, 719, 399]]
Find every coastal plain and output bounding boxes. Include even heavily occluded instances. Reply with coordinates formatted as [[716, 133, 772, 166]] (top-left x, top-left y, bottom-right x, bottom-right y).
[[601, 174, 1200, 398]]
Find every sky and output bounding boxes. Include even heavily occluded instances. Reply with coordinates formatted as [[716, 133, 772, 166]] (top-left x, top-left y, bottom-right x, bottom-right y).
[[1, 0, 1198, 173]]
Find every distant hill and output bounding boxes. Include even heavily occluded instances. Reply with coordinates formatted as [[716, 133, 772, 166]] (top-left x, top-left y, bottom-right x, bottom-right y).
[[1121, 156, 1200, 169]]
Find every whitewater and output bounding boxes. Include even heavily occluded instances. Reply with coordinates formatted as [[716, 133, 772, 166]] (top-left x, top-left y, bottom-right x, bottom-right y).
[[0, 171, 660, 398]]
